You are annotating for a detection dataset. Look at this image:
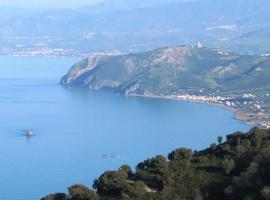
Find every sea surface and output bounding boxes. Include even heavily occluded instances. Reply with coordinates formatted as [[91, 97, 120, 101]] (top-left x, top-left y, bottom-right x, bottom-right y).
[[0, 55, 250, 200]]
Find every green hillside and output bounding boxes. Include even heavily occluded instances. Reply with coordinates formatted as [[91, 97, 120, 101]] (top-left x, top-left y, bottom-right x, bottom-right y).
[[61, 45, 270, 94], [61, 45, 270, 128], [42, 128, 270, 200]]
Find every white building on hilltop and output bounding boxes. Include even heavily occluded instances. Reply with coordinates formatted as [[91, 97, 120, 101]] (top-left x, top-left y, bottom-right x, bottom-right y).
[[196, 42, 204, 48]]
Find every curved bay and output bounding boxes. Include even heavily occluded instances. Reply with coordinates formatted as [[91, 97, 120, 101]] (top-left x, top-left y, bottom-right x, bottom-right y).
[[0, 56, 250, 200]]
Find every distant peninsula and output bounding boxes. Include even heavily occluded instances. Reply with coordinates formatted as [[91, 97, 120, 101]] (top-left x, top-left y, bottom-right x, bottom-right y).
[[61, 45, 270, 128]]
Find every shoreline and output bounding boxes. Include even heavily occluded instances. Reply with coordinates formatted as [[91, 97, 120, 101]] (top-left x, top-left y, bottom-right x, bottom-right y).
[[126, 93, 263, 128]]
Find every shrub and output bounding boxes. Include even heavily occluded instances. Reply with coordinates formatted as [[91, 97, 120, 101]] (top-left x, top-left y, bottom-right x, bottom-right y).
[[222, 159, 235, 175], [168, 148, 193, 161], [93, 170, 128, 195], [218, 136, 223, 144], [41, 193, 67, 200], [119, 165, 133, 177], [68, 184, 100, 200]]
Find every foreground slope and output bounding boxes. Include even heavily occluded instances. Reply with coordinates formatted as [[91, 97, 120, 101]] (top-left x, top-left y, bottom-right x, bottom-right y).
[[42, 128, 270, 200], [61, 45, 270, 127]]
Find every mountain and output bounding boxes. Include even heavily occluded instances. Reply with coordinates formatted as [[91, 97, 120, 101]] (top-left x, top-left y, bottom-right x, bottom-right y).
[[61, 45, 270, 128], [61, 45, 270, 95], [42, 127, 270, 200], [1, 0, 270, 54]]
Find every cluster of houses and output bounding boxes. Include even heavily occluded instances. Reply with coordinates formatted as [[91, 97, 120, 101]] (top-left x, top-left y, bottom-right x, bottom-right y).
[[172, 92, 270, 129]]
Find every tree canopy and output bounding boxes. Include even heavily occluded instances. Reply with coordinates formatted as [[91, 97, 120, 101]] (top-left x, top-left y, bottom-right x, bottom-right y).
[[42, 128, 270, 200]]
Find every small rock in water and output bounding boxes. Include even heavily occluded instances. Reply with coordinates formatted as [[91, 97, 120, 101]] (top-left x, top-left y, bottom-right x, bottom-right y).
[[25, 131, 34, 137]]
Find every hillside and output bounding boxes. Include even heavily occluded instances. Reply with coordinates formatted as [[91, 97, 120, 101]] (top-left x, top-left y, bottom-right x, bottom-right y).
[[61, 45, 270, 128], [42, 127, 270, 200], [61, 45, 270, 93]]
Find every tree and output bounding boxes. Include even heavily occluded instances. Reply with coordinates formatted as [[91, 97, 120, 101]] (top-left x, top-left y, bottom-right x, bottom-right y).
[[136, 155, 168, 190], [210, 143, 217, 153], [168, 148, 193, 161], [93, 170, 128, 195], [41, 193, 67, 200], [217, 136, 223, 144], [226, 148, 270, 199], [121, 181, 147, 198], [41, 128, 270, 200], [261, 186, 270, 200], [221, 143, 231, 154], [119, 165, 133, 177], [222, 158, 235, 175], [68, 184, 100, 200]]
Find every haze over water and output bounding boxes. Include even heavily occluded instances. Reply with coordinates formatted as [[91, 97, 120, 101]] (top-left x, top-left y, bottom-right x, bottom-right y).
[[0, 56, 250, 200]]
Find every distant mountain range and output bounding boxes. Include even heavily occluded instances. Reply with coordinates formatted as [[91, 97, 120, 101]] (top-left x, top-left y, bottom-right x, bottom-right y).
[[1, 0, 270, 54]]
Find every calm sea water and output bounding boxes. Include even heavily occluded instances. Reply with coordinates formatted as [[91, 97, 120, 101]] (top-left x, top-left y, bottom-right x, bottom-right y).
[[0, 55, 250, 200]]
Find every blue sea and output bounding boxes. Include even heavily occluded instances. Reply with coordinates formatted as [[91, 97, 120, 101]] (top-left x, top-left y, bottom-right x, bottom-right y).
[[0, 56, 250, 200]]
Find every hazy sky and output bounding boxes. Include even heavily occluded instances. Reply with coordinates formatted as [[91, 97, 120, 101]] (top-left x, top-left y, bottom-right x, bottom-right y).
[[0, 0, 103, 9]]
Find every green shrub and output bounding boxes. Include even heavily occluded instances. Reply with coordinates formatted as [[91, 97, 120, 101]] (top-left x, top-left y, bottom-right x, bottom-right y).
[[68, 184, 100, 200], [168, 148, 193, 161], [41, 193, 67, 200]]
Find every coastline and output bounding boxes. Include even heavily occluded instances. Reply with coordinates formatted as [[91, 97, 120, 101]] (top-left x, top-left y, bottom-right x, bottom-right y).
[[126, 93, 263, 128]]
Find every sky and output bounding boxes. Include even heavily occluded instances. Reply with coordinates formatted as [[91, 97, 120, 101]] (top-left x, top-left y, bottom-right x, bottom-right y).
[[0, 0, 103, 9]]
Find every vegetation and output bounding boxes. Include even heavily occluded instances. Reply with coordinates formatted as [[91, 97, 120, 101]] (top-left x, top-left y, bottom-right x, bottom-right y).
[[61, 46, 270, 95], [61, 45, 270, 128], [42, 127, 270, 200]]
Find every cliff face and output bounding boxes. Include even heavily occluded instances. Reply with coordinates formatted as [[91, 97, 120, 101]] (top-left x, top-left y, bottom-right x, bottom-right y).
[[61, 55, 110, 86], [61, 45, 270, 96]]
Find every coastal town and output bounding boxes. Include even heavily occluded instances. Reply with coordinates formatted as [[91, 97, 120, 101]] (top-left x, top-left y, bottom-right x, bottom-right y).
[[0, 47, 79, 57], [170, 92, 270, 129]]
